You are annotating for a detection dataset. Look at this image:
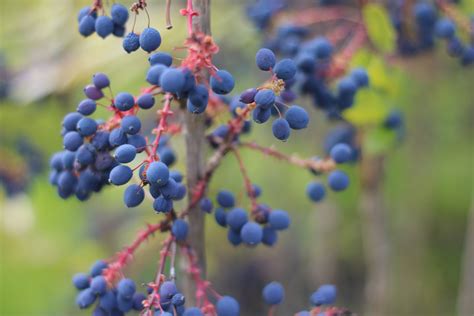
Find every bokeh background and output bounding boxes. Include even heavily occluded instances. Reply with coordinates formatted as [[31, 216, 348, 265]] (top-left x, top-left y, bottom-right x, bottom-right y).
[[0, 1, 473, 315]]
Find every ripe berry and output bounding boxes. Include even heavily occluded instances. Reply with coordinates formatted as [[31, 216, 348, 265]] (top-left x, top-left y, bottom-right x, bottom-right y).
[[153, 196, 173, 213], [121, 115, 141, 135], [63, 131, 84, 151], [160, 68, 185, 94], [123, 32, 140, 53], [76, 288, 96, 309], [272, 118, 291, 141], [256, 48, 276, 71], [117, 278, 136, 299], [109, 165, 133, 185], [215, 208, 227, 227], [240, 222, 263, 245], [90, 260, 108, 277], [93, 73, 110, 89], [63, 112, 83, 131], [306, 182, 325, 202], [262, 226, 277, 246], [149, 52, 173, 67], [253, 106, 271, 124], [313, 37, 333, 59], [310, 284, 337, 306], [172, 219, 188, 241], [285, 105, 309, 130], [114, 92, 135, 111], [146, 161, 169, 186], [95, 16, 114, 38], [90, 276, 107, 295], [226, 208, 248, 231], [77, 99, 97, 115], [159, 281, 178, 300], [79, 15, 96, 37], [137, 93, 155, 109], [78, 6, 96, 22], [227, 229, 242, 246], [77, 117, 98, 136], [111, 3, 129, 25], [123, 184, 145, 207], [200, 197, 213, 213], [189, 84, 209, 108], [139, 27, 162, 52], [72, 273, 90, 290], [262, 281, 285, 305], [254, 89, 275, 109], [113, 24, 126, 37], [350, 68, 369, 87], [327, 170, 349, 191], [84, 84, 104, 100], [217, 190, 235, 208], [114, 144, 137, 163], [330, 143, 352, 164], [337, 77, 357, 97], [240, 88, 257, 104], [216, 296, 240, 316], [210, 70, 235, 95], [269, 210, 290, 230], [109, 128, 128, 147], [274, 59, 296, 80], [132, 292, 146, 311], [183, 307, 204, 316], [171, 293, 185, 306]]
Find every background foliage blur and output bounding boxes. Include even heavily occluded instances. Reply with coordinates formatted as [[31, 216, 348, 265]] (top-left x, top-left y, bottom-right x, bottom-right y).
[[0, 0, 473, 315]]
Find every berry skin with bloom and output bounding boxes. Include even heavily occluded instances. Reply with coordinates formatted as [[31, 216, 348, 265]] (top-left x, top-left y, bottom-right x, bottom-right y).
[[269, 210, 290, 230], [149, 52, 173, 66], [160, 68, 185, 94], [330, 143, 352, 164], [109, 165, 133, 185], [217, 190, 235, 208], [310, 284, 337, 306], [256, 48, 276, 71], [123, 32, 140, 53], [172, 219, 189, 241], [216, 296, 240, 316], [139, 27, 162, 53], [285, 105, 309, 130], [146, 161, 170, 186], [95, 16, 114, 39], [254, 89, 275, 110], [114, 92, 135, 111], [327, 170, 349, 192], [123, 184, 145, 207], [262, 281, 285, 305], [306, 182, 326, 202], [240, 222, 263, 245], [210, 70, 235, 95], [274, 59, 297, 80], [272, 118, 291, 141]]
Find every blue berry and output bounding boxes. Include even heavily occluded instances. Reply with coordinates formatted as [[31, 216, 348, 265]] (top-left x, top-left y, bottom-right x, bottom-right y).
[[240, 88, 257, 104], [109, 165, 133, 185], [63, 131, 84, 151], [306, 182, 325, 202], [111, 4, 129, 25], [76, 288, 97, 309], [91, 131, 110, 150], [93, 73, 110, 89], [95, 16, 114, 38], [90, 260, 108, 277], [274, 59, 296, 80], [227, 229, 242, 246], [253, 106, 272, 124], [262, 226, 277, 246], [285, 105, 309, 130], [117, 294, 133, 312], [139, 27, 162, 52], [350, 68, 369, 87], [153, 196, 173, 213], [210, 70, 235, 95], [217, 190, 235, 208], [172, 219, 188, 241], [171, 293, 185, 306], [314, 37, 333, 59], [123, 32, 140, 53], [137, 93, 155, 109], [146, 64, 168, 85], [146, 161, 169, 186], [327, 170, 349, 191], [75, 144, 96, 165], [123, 184, 145, 207], [114, 144, 136, 163], [272, 118, 290, 141], [84, 84, 104, 100], [72, 273, 90, 290], [256, 48, 276, 71], [337, 77, 357, 97], [113, 24, 126, 37], [117, 278, 136, 299], [189, 84, 209, 108], [262, 281, 285, 305], [121, 115, 141, 135], [78, 6, 96, 22], [330, 143, 352, 164], [159, 281, 178, 300], [169, 170, 183, 183], [77, 117, 98, 136], [254, 89, 275, 110], [216, 296, 240, 316], [98, 291, 117, 311], [132, 292, 146, 311], [200, 198, 213, 213], [77, 99, 97, 116], [215, 208, 227, 227], [160, 68, 185, 94], [114, 92, 135, 111], [240, 222, 263, 245], [149, 52, 173, 66], [109, 128, 128, 147], [384, 110, 403, 129], [310, 284, 336, 306], [79, 15, 96, 37], [269, 210, 290, 230], [90, 276, 107, 295], [63, 112, 83, 131], [226, 208, 248, 231]]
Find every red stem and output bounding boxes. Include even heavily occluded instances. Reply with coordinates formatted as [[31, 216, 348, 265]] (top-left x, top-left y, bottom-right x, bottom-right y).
[[232, 147, 259, 213], [149, 93, 174, 161]]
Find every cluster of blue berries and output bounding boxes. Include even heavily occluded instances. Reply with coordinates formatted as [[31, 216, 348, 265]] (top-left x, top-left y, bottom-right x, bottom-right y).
[[123, 27, 162, 54], [73, 260, 147, 315], [199, 190, 289, 247], [434, 17, 474, 65], [78, 4, 129, 38], [245, 0, 286, 30]]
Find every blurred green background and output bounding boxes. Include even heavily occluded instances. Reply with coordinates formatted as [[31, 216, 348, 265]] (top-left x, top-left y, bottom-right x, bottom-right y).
[[0, 1, 473, 315]]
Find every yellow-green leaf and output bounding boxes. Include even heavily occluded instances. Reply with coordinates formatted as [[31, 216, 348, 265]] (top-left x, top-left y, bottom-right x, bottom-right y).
[[343, 89, 389, 126], [362, 3, 396, 54]]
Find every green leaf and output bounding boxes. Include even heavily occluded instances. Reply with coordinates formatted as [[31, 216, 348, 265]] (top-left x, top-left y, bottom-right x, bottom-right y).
[[343, 89, 389, 126], [363, 127, 397, 155], [362, 4, 396, 53]]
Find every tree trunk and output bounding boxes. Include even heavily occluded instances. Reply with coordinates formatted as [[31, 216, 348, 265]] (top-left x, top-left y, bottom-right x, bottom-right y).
[[457, 197, 474, 316], [182, 0, 210, 302], [360, 155, 390, 316]]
